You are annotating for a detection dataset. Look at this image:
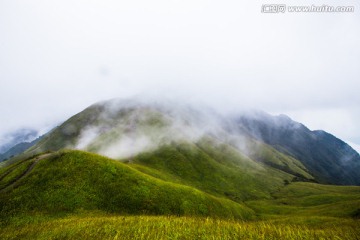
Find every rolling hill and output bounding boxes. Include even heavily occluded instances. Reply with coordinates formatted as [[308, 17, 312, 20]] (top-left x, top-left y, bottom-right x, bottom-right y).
[[0, 151, 253, 221], [0, 149, 359, 239]]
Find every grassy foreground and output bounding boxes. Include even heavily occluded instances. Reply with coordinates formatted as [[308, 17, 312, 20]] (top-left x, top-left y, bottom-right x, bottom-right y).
[[1, 215, 359, 240], [1, 151, 359, 239]]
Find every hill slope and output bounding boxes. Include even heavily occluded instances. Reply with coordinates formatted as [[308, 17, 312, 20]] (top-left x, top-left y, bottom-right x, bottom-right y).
[[0, 150, 254, 222], [1, 149, 359, 240], [236, 111, 360, 185], [0, 128, 39, 154], [1, 149, 359, 223], [131, 141, 293, 201], [0, 136, 43, 162]]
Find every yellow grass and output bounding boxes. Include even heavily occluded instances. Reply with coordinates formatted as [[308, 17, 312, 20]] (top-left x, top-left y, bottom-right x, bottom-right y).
[[1, 215, 359, 240]]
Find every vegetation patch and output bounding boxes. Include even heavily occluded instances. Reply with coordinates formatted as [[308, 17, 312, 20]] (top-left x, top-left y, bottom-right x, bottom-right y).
[[0, 215, 359, 240]]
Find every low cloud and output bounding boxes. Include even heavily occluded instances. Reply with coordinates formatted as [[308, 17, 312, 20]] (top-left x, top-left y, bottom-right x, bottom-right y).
[[72, 98, 254, 159]]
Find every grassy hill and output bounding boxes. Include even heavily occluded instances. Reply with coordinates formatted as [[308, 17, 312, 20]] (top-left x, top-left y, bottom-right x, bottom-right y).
[[0, 150, 254, 224], [0, 149, 359, 239], [131, 141, 294, 201]]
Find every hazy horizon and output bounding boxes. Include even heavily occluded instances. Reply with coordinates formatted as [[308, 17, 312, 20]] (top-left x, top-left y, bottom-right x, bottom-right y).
[[1, 0, 359, 152]]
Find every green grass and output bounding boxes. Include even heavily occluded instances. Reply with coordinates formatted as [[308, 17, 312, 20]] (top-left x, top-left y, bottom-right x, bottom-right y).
[[1, 149, 360, 239], [0, 150, 253, 223], [275, 182, 360, 197], [246, 182, 360, 219], [26, 105, 105, 153], [2, 149, 359, 223], [0, 215, 359, 240], [0, 160, 34, 189], [0, 158, 29, 176], [132, 142, 294, 202], [245, 139, 314, 180]]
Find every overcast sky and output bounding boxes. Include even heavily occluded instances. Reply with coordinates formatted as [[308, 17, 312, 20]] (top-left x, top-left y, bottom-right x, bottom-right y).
[[1, 0, 359, 152]]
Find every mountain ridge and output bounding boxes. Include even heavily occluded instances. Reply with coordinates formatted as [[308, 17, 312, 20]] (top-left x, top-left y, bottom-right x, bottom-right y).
[[4, 98, 359, 186], [236, 111, 360, 185]]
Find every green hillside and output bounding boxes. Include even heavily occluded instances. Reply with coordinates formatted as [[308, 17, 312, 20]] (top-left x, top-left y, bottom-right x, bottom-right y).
[[2, 148, 359, 222], [26, 104, 106, 153], [131, 141, 294, 201], [0, 150, 253, 224], [238, 112, 360, 185], [247, 182, 360, 221], [1, 148, 359, 239]]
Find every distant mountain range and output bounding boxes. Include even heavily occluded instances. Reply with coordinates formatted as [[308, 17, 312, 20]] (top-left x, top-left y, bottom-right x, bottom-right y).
[[0, 129, 41, 162], [0, 128, 39, 154]]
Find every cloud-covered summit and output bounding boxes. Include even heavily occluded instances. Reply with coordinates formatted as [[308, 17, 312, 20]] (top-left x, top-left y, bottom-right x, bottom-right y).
[[27, 98, 360, 185]]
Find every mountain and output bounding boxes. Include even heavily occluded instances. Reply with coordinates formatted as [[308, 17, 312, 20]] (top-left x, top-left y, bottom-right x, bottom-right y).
[[24, 98, 359, 186], [1, 98, 360, 239], [0, 136, 43, 162], [0, 142, 34, 162], [0, 128, 39, 154], [236, 111, 360, 185]]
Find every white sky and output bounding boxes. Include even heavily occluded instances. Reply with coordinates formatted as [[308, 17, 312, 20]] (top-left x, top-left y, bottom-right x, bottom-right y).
[[1, 0, 360, 152]]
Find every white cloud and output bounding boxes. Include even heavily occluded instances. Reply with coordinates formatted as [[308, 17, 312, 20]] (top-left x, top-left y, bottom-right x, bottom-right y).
[[0, 0, 359, 147]]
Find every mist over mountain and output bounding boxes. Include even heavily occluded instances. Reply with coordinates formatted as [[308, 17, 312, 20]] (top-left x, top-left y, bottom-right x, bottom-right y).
[[1, 98, 360, 239], [24, 98, 360, 186], [0, 136, 43, 162], [236, 112, 360, 185], [29, 98, 226, 159], [0, 128, 39, 154]]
